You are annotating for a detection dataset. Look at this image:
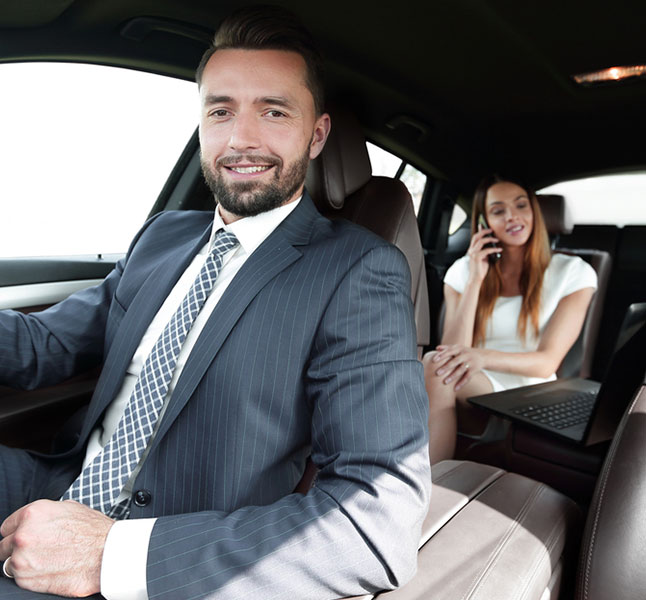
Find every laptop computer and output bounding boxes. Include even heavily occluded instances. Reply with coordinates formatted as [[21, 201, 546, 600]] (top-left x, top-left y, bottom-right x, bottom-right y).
[[468, 302, 646, 445]]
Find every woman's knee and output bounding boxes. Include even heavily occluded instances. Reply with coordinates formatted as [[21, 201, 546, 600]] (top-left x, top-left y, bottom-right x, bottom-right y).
[[423, 351, 457, 411], [422, 351, 444, 386]]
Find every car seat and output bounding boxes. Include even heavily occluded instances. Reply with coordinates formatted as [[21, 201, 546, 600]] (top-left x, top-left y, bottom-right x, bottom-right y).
[[305, 106, 430, 358], [537, 194, 612, 380], [575, 374, 646, 600]]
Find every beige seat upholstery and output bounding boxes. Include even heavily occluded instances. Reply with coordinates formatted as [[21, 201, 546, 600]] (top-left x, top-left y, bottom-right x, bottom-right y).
[[306, 106, 430, 357], [345, 460, 581, 600], [381, 463, 580, 600]]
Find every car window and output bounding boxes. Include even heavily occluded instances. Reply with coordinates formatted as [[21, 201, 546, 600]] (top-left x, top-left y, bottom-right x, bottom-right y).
[[538, 173, 646, 226], [449, 203, 468, 234], [366, 142, 427, 214], [0, 62, 198, 258]]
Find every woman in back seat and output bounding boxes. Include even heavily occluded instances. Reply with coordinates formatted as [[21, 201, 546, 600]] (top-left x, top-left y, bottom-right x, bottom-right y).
[[424, 175, 597, 463]]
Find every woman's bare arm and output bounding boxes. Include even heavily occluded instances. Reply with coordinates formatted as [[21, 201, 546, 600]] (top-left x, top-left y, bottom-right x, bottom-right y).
[[481, 286, 595, 377], [441, 227, 501, 346], [433, 287, 596, 387], [441, 283, 479, 346]]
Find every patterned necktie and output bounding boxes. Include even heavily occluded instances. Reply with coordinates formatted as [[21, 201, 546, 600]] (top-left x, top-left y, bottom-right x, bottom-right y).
[[63, 229, 239, 518]]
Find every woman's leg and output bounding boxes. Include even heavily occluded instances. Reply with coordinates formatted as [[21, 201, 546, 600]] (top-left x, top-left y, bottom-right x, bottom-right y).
[[423, 351, 458, 464], [455, 373, 496, 435], [423, 352, 495, 464]]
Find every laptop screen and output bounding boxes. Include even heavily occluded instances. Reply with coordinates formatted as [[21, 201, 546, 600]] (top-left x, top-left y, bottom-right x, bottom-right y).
[[586, 302, 646, 444]]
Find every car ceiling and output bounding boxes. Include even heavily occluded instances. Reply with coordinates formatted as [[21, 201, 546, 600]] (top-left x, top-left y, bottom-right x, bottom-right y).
[[2, 0, 646, 193]]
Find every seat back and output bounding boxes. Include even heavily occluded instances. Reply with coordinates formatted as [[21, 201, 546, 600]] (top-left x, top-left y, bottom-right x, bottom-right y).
[[294, 107, 430, 495], [306, 107, 430, 357], [576, 379, 646, 600], [537, 194, 612, 379]]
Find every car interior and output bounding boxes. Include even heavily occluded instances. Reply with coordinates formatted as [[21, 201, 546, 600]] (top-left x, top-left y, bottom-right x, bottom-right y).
[[1, 1, 646, 598]]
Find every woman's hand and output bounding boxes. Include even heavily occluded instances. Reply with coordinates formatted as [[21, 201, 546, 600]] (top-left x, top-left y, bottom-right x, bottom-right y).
[[430, 344, 486, 391], [467, 226, 501, 283]]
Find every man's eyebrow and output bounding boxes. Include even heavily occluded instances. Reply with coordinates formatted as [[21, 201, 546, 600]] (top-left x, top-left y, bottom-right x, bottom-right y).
[[202, 95, 297, 110], [203, 94, 233, 106], [256, 96, 297, 109]]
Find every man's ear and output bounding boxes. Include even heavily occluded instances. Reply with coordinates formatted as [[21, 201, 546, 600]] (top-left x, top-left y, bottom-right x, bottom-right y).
[[309, 113, 331, 160]]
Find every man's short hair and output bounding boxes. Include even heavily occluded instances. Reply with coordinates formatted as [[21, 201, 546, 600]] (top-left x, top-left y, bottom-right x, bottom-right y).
[[195, 5, 325, 116]]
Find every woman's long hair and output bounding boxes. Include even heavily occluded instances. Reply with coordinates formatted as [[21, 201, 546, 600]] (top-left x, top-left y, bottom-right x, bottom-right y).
[[470, 175, 551, 346]]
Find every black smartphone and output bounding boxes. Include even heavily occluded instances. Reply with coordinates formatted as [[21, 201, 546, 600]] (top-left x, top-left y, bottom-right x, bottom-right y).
[[478, 214, 501, 264]]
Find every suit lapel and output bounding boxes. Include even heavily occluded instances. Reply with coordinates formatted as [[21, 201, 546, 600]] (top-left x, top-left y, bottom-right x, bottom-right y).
[[148, 194, 320, 449], [79, 221, 213, 442]]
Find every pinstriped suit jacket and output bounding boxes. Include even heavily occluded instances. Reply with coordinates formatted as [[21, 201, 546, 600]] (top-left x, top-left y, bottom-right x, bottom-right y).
[[0, 193, 430, 599]]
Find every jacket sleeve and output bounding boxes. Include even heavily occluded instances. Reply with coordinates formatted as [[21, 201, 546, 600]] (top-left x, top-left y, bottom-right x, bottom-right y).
[[145, 243, 431, 599], [0, 213, 166, 390], [0, 263, 123, 389]]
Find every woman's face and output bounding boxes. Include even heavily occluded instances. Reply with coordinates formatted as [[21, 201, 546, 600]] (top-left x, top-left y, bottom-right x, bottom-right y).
[[483, 181, 534, 248]]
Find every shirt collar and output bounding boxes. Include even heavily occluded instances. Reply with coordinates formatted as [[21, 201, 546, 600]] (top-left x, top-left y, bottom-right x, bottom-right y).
[[209, 196, 302, 257]]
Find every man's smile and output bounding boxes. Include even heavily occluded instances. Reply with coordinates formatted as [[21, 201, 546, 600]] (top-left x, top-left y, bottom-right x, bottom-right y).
[[224, 164, 275, 178], [227, 165, 272, 174], [215, 155, 281, 181]]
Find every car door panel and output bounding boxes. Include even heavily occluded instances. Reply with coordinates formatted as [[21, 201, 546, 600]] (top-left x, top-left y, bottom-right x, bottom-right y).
[[0, 372, 96, 453], [0, 279, 105, 311], [0, 256, 118, 286]]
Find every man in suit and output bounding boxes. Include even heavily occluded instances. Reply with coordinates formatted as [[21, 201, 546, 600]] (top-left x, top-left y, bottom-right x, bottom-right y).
[[0, 6, 430, 599]]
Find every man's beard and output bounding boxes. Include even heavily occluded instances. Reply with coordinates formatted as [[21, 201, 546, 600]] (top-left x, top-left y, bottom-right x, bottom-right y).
[[201, 146, 311, 218]]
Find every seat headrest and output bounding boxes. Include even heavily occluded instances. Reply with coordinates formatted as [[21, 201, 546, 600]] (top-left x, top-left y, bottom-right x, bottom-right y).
[[305, 107, 372, 210], [536, 194, 573, 235]]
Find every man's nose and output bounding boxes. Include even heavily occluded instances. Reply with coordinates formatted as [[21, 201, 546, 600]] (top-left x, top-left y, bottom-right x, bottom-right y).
[[228, 113, 261, 151]]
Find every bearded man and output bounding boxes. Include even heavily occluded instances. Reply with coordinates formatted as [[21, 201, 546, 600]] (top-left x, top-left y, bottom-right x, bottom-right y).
[[0, 6, 430, 599]]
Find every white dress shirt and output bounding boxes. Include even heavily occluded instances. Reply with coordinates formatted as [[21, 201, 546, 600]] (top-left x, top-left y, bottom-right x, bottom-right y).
[[95, 199, 300, 600]]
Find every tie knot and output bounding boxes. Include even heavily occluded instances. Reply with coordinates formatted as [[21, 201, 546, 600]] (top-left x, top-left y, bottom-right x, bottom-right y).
[[212, 229, 239, 257]]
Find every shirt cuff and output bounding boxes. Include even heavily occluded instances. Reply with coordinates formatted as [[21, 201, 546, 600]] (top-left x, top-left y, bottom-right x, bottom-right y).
[[101, 517, 157, 600]]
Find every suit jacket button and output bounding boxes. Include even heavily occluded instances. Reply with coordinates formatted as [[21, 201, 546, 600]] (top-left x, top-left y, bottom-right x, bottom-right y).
[[133, 489, 152, 507]]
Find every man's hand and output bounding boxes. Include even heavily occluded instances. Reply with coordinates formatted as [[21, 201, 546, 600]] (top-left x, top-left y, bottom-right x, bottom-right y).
[[0, 499, 114, 597]]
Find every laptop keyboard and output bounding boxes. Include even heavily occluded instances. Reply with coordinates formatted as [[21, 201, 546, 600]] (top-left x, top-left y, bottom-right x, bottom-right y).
[[511, 390, 596, 429]]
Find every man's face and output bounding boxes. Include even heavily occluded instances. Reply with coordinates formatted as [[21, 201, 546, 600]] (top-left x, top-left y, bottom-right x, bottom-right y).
[[198, 48, 330, 222]]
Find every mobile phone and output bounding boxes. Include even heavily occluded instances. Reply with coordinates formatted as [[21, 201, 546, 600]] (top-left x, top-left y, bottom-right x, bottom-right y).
[[478, 214, 502, 264]]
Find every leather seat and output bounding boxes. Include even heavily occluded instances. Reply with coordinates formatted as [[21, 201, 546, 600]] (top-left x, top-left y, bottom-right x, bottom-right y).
[[344, 459, 582, 600], [575, 356, 646, 599], [537, 194, 612, 379], [379, 461, 581, 600], [295, 107, 430, 494], [306, 106, 430, 357]]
